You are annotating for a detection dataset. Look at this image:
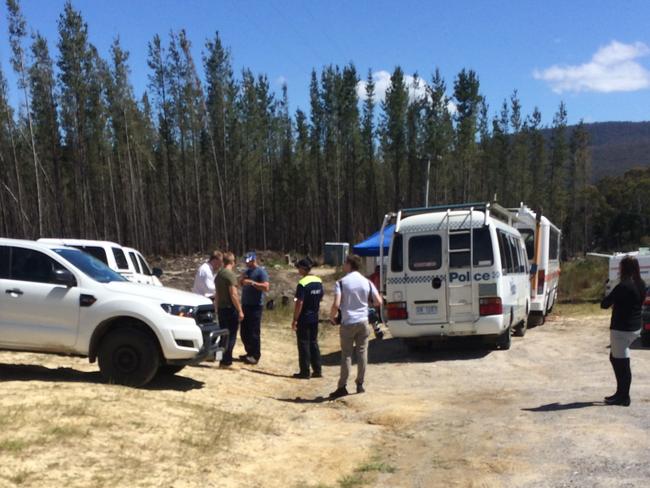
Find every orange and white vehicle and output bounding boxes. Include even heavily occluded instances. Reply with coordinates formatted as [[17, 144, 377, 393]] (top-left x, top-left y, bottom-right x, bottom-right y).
[[509, 204, 561, 325]]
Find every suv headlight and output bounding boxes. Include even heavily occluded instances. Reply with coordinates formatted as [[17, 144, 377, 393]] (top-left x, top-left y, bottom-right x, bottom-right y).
[[161, 304, 196, 318]]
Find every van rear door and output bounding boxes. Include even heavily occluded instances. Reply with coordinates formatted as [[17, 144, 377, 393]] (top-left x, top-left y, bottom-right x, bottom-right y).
[[405, 234, 448, 324]]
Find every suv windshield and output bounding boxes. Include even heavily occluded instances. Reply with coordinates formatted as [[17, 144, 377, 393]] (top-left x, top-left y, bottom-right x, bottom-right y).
[[53, 248, 127, 283]]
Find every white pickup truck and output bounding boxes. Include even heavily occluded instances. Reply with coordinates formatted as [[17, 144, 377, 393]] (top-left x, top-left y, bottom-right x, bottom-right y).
[[0, 238, 227, 386]]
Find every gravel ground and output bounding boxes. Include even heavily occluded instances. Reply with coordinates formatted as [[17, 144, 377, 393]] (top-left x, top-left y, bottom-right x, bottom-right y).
[[0, 265, 648, 487]]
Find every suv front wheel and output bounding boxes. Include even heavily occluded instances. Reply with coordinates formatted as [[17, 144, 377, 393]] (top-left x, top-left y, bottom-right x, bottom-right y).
[[98, 328, 160, 387]]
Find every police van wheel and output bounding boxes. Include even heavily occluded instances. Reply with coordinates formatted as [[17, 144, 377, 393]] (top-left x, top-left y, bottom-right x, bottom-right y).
[[513, 320, 527, 337], [495, 327, 511, 350]]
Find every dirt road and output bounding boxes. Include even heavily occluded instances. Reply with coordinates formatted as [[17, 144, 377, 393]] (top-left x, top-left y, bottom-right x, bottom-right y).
[[0, 268, 649, 487]]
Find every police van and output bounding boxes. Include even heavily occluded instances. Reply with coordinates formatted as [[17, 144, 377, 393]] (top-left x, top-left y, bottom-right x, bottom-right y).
[[509, 205, 561, 325], [380, 202, 530, 349]]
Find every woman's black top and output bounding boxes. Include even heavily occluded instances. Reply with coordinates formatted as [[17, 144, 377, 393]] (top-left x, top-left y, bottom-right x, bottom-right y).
[[600, 278, 646, 331]]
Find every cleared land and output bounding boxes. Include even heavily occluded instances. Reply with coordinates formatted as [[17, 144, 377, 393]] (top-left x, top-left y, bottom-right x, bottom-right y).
[[0, 265, 649, 488]]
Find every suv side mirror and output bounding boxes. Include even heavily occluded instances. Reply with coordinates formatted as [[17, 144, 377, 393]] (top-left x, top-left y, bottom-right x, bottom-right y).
[[53, 268, 76, 288], [152, 267, 163, 278]]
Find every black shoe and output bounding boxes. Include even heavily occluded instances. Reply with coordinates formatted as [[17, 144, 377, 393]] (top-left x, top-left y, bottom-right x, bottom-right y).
[[238, 354, 248, 360], [604, 393, 620, 402], [605, 396, 631, 406], [356, 383, 365, 394], [311, 371, 323, 378], [292, 372, 310, 379], [243, 356, 258, 365], [329, 386, 349, 399]]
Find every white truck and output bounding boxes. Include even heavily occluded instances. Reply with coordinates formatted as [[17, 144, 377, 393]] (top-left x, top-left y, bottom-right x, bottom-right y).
[[509, 205, 561, 325], [0, 238, 227, 386]]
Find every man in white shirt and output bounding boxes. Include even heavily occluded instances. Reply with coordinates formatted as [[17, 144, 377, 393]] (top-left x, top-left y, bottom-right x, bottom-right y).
[[329, 254, 382, 398], [192, 251, 222, 299]]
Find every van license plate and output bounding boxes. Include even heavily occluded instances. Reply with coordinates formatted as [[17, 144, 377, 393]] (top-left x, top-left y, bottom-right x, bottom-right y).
[[416, 305, 437, 315]]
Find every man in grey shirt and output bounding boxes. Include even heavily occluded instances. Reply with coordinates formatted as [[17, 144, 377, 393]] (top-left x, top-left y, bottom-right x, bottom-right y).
[[329, 254, 382, 398]]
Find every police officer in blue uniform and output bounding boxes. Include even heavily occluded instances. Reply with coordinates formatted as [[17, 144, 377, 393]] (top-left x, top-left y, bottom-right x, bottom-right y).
[[291, 257, 324, 379]]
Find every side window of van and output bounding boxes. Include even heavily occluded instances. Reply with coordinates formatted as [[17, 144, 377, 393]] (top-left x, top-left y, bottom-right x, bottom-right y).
[[391, 233, 403, 272], [549, 228, 560, 261], [409, 235, 441, 271], [508, 235, 519, 274], [520, 229, 534, 260], [519, 240, 529, 273], [497, 231, 512, 274]]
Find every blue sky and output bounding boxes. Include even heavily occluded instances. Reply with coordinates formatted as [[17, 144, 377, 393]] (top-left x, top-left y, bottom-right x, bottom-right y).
[[1, 0, 648, 125]]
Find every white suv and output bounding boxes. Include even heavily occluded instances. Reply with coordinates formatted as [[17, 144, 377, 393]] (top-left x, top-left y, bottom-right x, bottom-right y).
[[0, 238, 226, 386]]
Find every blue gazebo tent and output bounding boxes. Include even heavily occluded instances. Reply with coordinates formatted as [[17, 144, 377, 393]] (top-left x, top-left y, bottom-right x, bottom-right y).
[[352, 224, 395, 257]]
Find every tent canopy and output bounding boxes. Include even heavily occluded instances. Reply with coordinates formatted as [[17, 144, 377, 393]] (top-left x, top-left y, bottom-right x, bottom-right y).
[[352, 224, 395, 257]]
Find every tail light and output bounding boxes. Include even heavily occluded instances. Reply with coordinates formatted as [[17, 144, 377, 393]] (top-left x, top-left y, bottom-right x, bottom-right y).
[[479, 297, 503, 316], [537, 269, 545, 295], [644, 294, 650, 306], [644, 323, 650, 331], [386, 302, 408, 320]]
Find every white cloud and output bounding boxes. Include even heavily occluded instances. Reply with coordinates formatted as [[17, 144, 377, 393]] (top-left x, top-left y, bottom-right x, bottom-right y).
[[357, 70, 429, 103], [276, 75, 288, 87], [533, 40, 650, 93]]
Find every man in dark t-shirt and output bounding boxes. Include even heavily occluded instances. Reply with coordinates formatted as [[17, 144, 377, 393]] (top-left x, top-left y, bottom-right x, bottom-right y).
[[239, 252, 270, 364], [291, 258, 323, 379]]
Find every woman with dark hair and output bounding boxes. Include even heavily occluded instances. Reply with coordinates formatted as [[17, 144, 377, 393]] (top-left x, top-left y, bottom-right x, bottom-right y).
[[600, 256, 646, 406]]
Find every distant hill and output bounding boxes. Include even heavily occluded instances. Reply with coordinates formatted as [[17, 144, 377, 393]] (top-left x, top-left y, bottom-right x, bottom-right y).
[[570, 121, 650, 181]]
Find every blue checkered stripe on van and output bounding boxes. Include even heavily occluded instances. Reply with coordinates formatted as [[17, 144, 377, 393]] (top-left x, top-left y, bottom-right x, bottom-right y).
[[387, 275, 445, 285]]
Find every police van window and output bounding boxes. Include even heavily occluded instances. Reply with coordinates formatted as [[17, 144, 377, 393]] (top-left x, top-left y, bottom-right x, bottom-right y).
[[520, 228, 534, 260], [128, 252, 142, 274], [449, 232, 470, 268], [112, 247, 129, 270], [497, 231, 512, 274], [509, 235, 521, 273], [549, 228, 559, 261], [473, 227, 493, 266], [0, 246, 9, 278], [409, 235, 442, 271], [73, 245, 108, 265], [390, 233, 403, 272]]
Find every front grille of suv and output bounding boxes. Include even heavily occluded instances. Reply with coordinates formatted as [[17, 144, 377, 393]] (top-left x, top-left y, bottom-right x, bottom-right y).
[[195, 304, 216, 327]]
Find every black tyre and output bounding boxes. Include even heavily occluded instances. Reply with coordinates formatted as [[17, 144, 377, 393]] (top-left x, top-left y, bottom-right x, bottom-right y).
[[642, 334, 650, 348], [158, 364, 186, 376], [98, 328, 160, 387], [495, 327, 512, 350], [513, 320, 527, 337]]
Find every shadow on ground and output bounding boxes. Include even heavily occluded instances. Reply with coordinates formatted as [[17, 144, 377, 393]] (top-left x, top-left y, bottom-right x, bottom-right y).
[[321, 337, 492, 366], [0, 363, 204, 392], [522, 401, 604, 412]]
